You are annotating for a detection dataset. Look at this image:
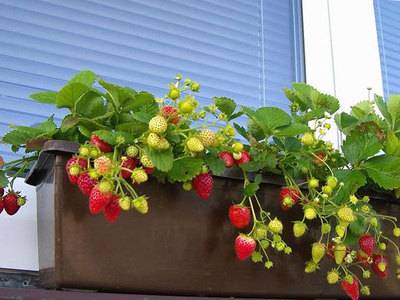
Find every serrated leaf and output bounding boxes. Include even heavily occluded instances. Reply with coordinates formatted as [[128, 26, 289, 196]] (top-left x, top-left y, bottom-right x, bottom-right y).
[[204, 153, 225, 176], [342, 133, 382, 164], [284, 137, 301, 152], [0, 171, 8, 188], [375, 94, 392, 126], [388, 95, 400, 125], [274, 123, 309, 137], [213, 96, 236, 117], [78, 125, 91, 138], [69, 70, 96, 87], [334, 112, 358, 133], [385, 131, 400, 156], [61, 115, 80, 133], [75, 92, 107, 118], [56, 82, 91, 109], [333, 170, 367, 204], [147, 148, 174, 172], [36, 116, 57, 134], [167, 157, 203, 182], [349, 216, 366, 237], [251, 107, 291, 135], [233, 123, 248, 140], [123, 91, 155, 112], [244, 182, 259, 197], [30, 91, 57, 104], [363, 155, 400, 189], [116, 121, 148, 137]]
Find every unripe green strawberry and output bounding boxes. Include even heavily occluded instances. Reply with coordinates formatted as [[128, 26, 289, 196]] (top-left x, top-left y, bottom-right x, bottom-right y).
[[178, 96, 197, 114], [308, 178, 319, 189], [149, 115, 168, 134], [335, 224, 346, 238], [182, 182, 192, 191], [275, 241, 285, 252], [304, 206, 317, 220], [118, 196, 131, 211], [89, 147, 100, 158], [147, 133, 161, 148], [321, 223, 331, 234], [131, 168, 148, 184], [327, 176, 338, 188], [140, 154, 154, 168], [361, 286, 370, 296], [94, 156, 113, 175], [305, 261, 318, 273], [327, 270, 340, 284], [379, 242, 387, 251], [126, 145, 139, 158], [186, 137, 204, 152], [312, 242, 326, 263], [337, 206, 356, 224], [268, 218, 283, 234], [69, 165, 81, 176], [158, 137, 170, 150], [132, 196, 149, 214], [168, 88, 180, 100], [293, 222, 307, 237], [88, 169, 99, 179], [322, 185, 332, 195], [393, 227, 400, 237], [224, 124, 235, 136], [198, 129, 216, 147], [190, 82, 200, 92], [253, 224, 268, 240], [232, 152, 242, 160], [232, 142, 244, 153], [301, 132, 314, 146], [98, 180, 113, 193], [17, 196, 26, 206], [334, 244, 347, 264], [79, 145, 90, 157]]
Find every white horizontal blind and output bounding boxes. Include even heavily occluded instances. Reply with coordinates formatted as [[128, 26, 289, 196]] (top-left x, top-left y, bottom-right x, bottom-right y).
[[0, 0, 304, 160], [374, 0, 400, 98]]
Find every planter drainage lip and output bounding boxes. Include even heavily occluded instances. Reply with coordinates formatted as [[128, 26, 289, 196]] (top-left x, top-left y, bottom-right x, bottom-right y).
[[25, 140, 398, 204]]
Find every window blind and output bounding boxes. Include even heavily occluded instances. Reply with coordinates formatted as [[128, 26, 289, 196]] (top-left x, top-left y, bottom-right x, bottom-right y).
[[0, 0, 304, 160], [374, 0, 400, 98]]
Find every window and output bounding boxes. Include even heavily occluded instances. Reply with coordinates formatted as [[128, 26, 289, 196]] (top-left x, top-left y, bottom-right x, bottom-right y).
[[374, 0, 400, 98], [0, 0, 304, 160]]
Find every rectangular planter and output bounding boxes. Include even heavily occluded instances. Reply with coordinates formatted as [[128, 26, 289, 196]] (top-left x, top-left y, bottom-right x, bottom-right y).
[[26, 141, 400, 298]]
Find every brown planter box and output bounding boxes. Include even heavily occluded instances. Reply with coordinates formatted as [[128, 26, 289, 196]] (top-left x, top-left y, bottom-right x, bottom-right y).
[[26, 140, 400, 298]]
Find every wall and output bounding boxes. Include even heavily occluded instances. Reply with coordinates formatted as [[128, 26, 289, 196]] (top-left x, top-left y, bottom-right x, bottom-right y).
[[0, 0, 386, 271]]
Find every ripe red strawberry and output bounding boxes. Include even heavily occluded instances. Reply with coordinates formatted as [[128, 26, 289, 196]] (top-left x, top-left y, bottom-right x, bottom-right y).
[[234, 234, 256, 260], [161, 105, 180, 124], [120, 158, 138, 179], [104, 195, 121, 223], [89, 186, 112, 214], [279, 187, 300, 210], [90, 134, 113, 153], [144, 167, 154, 174], [77, 172, 97, 196], [228, 204, 251, 229], [0, 198, 4, 214], [66, 156, 88, 184], [219, 151, 234, 168], [192, 172, 213, 200], [372, 254, 388, 278], [235, 150, 251, 165], [341, 277, 359, 300], [3, 192, 20, 215], [358, 234, 375, 257]]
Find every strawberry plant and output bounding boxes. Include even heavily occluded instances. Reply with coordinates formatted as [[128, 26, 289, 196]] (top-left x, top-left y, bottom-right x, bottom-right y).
[[0, 71, 400, 299]]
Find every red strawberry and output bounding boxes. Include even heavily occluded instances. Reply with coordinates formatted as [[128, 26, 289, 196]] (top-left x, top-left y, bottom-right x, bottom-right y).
[[219, 151, 234, 168], [279, 187, 300, 210], [104, 195, 121, 223], [358, 234, 375, 257], [66, 156, 88, 184], [372, 254, 388, 278], [234, 234, 256, 260], [77, 172, 97, 196], [192, 173, 213, 200], [236, 150, 251, 165], [90, 135, 113, 153], [0, 198, 4, 214], [3, 192, 20, 215], [120, 158, 138, 179], [341, 277, 359, 300], [89, 186, 112, 214], [0, 187, 4, 197], [161, 105, 180, 124], [144, 167, 154, 175], [228, 204, 251, 229]]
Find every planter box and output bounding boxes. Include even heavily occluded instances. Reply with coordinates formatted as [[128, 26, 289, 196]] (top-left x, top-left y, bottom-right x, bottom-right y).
[[26, 141, 400, 298]]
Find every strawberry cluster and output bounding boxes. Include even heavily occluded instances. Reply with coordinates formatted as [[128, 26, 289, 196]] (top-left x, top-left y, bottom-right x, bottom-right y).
[[0, 187, 27, 216]]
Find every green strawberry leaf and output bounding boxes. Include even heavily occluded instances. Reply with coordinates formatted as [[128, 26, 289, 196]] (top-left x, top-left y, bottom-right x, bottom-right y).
[[387, 95, 400, 128], [56, 82, 91, 110], [167, 157, 203, 182], [0, 171, 9, 188], [61, 115, 80, 133], [342, 133, 382, 164], [147, 148, 174, 172], [252, 107, 291, 136], [69, 70, 97, 87], [274, 123, 309, 137], [333, 170, 367, 204], [363, 155, 400, 189], [213, 96, 236, 117], [204, 152, 225, 176], [244, 182, 260, 197], [374, 94, 392, 126], [123, 91, 155, 112], [30, 91, 57, 104]]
